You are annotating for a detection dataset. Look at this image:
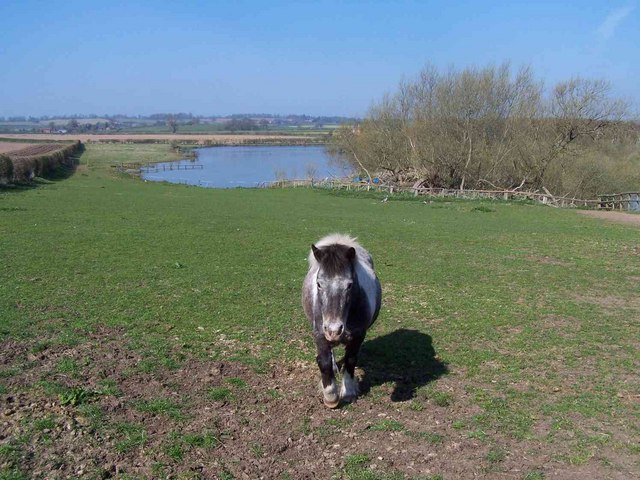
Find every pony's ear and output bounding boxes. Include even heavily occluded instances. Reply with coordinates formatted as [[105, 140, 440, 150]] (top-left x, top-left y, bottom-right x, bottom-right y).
[[311, 244, 324, 262], [346, 247, 356, 262]]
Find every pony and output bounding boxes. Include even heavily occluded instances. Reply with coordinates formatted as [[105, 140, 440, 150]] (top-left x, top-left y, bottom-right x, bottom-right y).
[[302, 234, 382, 408]]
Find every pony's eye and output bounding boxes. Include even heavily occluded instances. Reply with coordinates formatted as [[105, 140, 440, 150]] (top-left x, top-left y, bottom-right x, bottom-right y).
[[317, 282, 322, 290], [346, 282, 353, 290]]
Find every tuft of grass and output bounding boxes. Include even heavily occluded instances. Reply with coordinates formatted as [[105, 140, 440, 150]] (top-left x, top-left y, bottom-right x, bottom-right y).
[[430, 391, 454, 407], [225, 377, 247, 388], [77, 403, 104, 432], [405, 431, 444, 444], [134, 398, 184, 420], [486, 447, 507, 464], [33, 416, 56, 431], [31, 341, 51, 354], [0, 469, 30, 480], [250, 443, 265, 458], [523, 471, 545, 480], [418, 385, 454, 407], [162, 430, 220, 464], [183, 431, 220, 448], [55, 357, 80, 377], [467, 430, 489, 441], [342, 453, 405, 480], [368, 419, 405, 432], [265, 388, 282, 399], [218, 467, 235, 480], [164, 434, 184, 462], [95, 378, 121, 397], [59, 387, 93, 406], [471, 205, 496, 213], [208, 386, 234, 402], [452, 420, 466, 430], [114, 422, 147, 453]]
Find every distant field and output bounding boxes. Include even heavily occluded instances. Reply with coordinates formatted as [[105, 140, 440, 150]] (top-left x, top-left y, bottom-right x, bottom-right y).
[[0, 142, 36, 154], [123, 124, 336, 134], [0, 143, 638, 479], [3, 143, 73, 157], [0, 133, 323, 143]]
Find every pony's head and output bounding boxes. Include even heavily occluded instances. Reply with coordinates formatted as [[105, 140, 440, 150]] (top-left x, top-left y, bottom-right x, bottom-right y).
[[312, 243, 356, 342]]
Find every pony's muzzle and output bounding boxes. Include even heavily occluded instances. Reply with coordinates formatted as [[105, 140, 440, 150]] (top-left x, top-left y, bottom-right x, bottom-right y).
[[323, 322, 344, 342]]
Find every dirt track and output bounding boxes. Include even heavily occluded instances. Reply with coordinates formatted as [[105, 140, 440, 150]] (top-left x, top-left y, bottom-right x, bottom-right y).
[[577, 209, 640, 227]]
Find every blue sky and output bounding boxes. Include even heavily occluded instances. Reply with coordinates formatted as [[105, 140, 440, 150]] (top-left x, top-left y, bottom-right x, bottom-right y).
[[0, 1, 637, 117]]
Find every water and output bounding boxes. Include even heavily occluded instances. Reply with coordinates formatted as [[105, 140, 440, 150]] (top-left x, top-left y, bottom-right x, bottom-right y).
[[141, 145, 351, 188]]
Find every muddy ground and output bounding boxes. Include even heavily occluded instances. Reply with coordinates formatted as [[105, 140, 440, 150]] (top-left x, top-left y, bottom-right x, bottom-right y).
[[0, 327, 635, 479]]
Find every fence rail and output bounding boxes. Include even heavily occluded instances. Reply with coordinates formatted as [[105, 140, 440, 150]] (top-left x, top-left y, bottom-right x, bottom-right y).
[[598, 192, 640, 212], [262, 178, 612, 209], [140, 163, 203, 173]]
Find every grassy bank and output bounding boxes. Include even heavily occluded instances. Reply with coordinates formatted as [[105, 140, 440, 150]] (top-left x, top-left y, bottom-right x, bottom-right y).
[[0, 144, 638, 479]]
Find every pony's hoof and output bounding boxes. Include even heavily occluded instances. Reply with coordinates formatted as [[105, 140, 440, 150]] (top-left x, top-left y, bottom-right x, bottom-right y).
[[340, 373, 359, 404], [341, 393, 357, 404], [320, 380, 340, 408], [323, 397, 340, 409]]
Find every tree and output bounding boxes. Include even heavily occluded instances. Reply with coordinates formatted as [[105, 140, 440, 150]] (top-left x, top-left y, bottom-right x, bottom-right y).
[[330, 63, 631, 197], [166, 115, 178, 133], [67, 119, 79, 131]]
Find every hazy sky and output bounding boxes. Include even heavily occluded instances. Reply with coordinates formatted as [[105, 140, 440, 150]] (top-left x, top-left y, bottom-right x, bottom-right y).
[[1, 1, 638, 117]]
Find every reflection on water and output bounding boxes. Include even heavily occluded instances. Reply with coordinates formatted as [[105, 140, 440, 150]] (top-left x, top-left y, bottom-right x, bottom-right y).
[[142, 145, 351, 188]]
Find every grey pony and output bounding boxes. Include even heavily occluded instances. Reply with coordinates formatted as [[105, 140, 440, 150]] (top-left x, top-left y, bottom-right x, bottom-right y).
[[302, 234, 382, 408]]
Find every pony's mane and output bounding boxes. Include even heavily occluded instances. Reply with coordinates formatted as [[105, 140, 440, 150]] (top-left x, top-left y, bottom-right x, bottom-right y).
[[308, 233, 360, 267]]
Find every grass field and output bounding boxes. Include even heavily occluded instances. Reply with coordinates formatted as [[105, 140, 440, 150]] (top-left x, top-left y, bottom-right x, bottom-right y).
[[0, 144, 638, 479]]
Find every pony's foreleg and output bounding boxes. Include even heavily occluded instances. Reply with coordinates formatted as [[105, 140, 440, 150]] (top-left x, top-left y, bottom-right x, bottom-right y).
[[341, 335, 364, 403], [316, 343, 339, 408]]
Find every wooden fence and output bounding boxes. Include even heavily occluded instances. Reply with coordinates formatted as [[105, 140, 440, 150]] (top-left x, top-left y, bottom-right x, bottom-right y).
[[140, 163, 203, 173], [598, 192, 640, 212], [262, 178, 610, 209]]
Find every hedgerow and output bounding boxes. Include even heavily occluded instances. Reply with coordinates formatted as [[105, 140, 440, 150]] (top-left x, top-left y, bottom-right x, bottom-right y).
[[7, 141, 83, 183]]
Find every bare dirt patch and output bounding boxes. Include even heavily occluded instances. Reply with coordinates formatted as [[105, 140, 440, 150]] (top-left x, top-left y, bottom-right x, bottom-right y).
[[525, 255, 572, 266], [573, 293, 640, 312], [577, 210, 640, 227], [1, 328, 636, 479]]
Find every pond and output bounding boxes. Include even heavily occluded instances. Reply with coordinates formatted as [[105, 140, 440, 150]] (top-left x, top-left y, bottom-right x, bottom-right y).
[[141, 145, 352, 188]]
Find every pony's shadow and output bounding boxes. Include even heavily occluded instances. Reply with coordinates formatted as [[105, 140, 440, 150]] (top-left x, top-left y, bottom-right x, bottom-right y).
[[356, 328, 448, 402]]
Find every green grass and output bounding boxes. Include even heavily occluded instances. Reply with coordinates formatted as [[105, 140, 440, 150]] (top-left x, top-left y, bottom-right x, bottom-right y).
[[225, 377, 247, 388], [405, 431, 444, 444], [114, 422, 147, 453], [341, 454, 406, 480], [523, 472, 545, 480], [368, 419, 405, 432], [32, 416, 56, 431], [1, 143, 639, 474], [134, 398, 184, 420], [208, 387, 234, 402], [59, 386, 93, 406]]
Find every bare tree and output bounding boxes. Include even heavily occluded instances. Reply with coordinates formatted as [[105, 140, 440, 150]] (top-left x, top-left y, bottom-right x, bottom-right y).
[[331, 63, 631, 197], [166, 114, 178, 134]]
